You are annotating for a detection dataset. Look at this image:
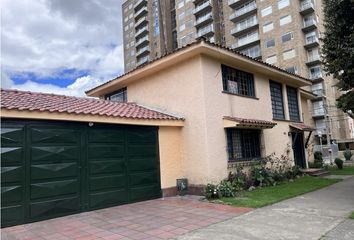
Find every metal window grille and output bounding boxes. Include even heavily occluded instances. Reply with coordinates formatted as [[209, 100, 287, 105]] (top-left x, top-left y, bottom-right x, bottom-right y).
[[227, 129, 261, 161], [269, 80, 285, 119], [287, 86, 300, 121], [222, 65, 255, 97], [106, 87, 127, 102]]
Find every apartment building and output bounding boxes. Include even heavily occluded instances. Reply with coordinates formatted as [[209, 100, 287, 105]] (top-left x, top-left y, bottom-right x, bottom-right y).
[[122, 0, 353, 145]]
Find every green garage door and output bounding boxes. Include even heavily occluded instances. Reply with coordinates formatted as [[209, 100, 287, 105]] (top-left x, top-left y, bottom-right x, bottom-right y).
[[1, 120, 161, 228]]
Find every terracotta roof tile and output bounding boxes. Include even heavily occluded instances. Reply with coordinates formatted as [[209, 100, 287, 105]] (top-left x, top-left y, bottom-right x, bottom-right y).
[[290, 122, 315, 131], [0, 89, 182, 121], [223, 116, 277, 126]]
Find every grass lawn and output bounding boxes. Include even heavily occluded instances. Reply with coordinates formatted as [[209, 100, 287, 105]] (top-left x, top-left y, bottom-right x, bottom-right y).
[[350, 212, 354, 219], [220, 176, 340, 208], [328, 165, 354, 175]]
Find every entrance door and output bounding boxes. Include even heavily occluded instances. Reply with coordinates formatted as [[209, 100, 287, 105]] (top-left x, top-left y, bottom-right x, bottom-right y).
[[292, 132, 306, 168]]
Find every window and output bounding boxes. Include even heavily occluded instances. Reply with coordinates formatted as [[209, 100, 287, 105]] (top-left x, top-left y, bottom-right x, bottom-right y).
[[266, 55, 277, 64], [286, 66, 298, 74], [263, 22, 274, 33], [266, 39, 275, 48], [178, 1, 184, 9], [105, 87, 127, 102], [178, 12, 185, 20], [287, 86, 300, 121], [221, 65, 255, 97], [226, 129, 261, 161], [280, 15, 292, 26], [179, 24, 185, 32], [278, 0, 289, 9], [283, 49, 296, 60], [261, 6, 272, 17], [269, 81, 285, 119], [281, 32, 293, 42], [309, 65, 322, 79]]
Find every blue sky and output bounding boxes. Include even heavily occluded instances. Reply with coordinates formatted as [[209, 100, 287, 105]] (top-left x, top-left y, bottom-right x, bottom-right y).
[[1, 0, 124, 96]]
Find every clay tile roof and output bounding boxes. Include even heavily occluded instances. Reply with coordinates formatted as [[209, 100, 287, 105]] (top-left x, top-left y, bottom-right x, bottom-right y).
[[223, 116, 277, 128], [290, 122, 315, 131], [0, 89, 183, 121]]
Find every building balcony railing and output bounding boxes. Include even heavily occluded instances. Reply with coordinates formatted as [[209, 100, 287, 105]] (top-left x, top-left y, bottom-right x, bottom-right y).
[[310, 72, 324, 81], [135, 16, 148, 29], [300, 1, 315, 15], [195, 13, 213, 27], [228, 0, 248, 8], [312, 89, 326, 98], [312, 109, 325, 118], [230, 21, 258, 36], [135, 25, 149, 39], [302, 19, 317, 32], [134, 0, 147, 11], [134, 5, 148, 20], [229, 2, 257, 22], [304, 35, 319, 48], [136, 46, 150, 57], [193, 1, 212, 15], [197, 24, 214, 37], [306, 55, 321, 66], [135, 35, 149, 48], [137, 55, 149, 66], [240, 45, 261, 59], [232, 33, 259, 49]]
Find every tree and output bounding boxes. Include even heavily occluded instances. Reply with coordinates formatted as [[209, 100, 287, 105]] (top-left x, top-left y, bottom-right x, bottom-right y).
[[322, 0, 354, 118]]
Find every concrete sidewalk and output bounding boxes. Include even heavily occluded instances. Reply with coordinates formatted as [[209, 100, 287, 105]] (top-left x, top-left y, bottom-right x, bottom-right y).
[[176, 176, 354, 240]]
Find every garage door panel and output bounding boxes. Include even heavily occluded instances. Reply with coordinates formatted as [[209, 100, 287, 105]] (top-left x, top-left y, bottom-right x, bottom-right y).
[[29, 196, 80, 220], [88, 145, 125, 159], [89, 160, 125, 175], [89, 189, 128, 209], [1, 205, 24, 227], [31, 146, 80, 162], [128, 158, 158, 171], [1, 185, 23, 205], [130, 185, 160, 202], [89, 175, 126, 191], [1, 166, 23, 183], [30, 179, 79, 200], [129, 171, 159, 186], [30, 128, 80, 143], [1, 147, 23, 165], [127, 128, 157, 143], [88, 129, 125, 143], [1, 126, 24, 145], [31, 163, 77, 180], [127, 145, 157, 158]]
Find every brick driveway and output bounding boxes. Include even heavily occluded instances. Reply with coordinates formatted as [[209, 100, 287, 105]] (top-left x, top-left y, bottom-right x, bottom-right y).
[[1, 196, 252, 240]]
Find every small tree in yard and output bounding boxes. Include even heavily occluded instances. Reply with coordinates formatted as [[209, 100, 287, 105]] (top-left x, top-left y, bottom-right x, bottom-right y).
[[322, 0, 354, 118]]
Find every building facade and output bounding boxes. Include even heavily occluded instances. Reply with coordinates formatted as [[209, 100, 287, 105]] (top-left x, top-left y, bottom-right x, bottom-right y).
[[122, 0, 352, 145]]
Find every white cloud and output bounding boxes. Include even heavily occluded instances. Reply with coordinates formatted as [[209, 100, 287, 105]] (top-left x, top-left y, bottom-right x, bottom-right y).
[[1, 0, 124, 96]]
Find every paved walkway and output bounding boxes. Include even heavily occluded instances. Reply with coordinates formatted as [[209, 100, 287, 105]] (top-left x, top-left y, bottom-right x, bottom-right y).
[[1, 196, 251, 240], [176, 176, 354, 240]]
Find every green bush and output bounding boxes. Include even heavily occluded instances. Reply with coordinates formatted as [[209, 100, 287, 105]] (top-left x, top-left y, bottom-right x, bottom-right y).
[[204, 183, 220, 200], [314, 151, 323, 168], [343, 149, 353, 161], [334, 158, 344, 169], [218, 180, 235, 198]]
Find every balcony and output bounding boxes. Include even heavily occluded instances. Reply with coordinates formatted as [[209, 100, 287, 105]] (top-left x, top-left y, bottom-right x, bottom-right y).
[[312, 89, 326, 98], [135, 25, 148, 39], [232, 33, 260, 50], [137, 55, 149, 66], [306, 55, 321, 66], [134, 0, 147, 11], [228, 0, 248, 8], [136, 46, 150, 57], [134, 5, 148, 20], [300, 1, 315, 15], [304, 35, 319, 48], [230, 21, 258, 36], [197, 24, 214, 38], [193, 1, 212, 15], [310, 72, 324, 81], [135, 16, 148, 29], [312, 108, 325, 118], [240, 45, 261, 59], [195, 13, 213, 28], [135, 35, 149, 48], [302, 19, 317, 32], [229, 2, 257, 22]]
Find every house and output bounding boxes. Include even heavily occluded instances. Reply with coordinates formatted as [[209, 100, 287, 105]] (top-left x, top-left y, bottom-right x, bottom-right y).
[[87, 39, 316, 194], [0, 39, 315, 227]]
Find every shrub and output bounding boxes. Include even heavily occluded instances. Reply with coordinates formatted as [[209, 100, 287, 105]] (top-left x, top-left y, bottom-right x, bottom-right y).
[[218, 180, 235, 198], [204, 183, 220, 200], [334, 158, 344, 169], [343, 149, 353, 161], [314, 151, 323, 168]]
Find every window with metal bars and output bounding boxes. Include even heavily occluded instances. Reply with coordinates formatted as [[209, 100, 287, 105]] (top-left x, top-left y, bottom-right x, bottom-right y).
[[105, 87, 127, 102], [269, 80, 285, 119], [221, 65, 255, 97], [287, 86, 300, 121], [226, 129, 261, 161]]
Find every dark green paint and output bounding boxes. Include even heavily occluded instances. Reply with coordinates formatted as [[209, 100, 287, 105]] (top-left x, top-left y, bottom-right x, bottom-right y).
[[1, 120, 161, 227]]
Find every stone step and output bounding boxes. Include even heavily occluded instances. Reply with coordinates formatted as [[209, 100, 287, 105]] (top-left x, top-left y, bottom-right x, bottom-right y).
[[300, 168, 330, 177]]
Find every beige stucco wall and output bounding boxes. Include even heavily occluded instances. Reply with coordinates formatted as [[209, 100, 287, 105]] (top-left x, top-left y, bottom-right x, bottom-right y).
[[158, 126, 182, 189]]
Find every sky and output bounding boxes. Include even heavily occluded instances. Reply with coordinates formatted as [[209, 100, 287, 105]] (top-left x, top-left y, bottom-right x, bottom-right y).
[[1, 0, 124, 96]]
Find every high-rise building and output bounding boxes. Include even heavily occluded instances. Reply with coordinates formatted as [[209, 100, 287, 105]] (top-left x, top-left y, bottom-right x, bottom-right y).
[[122, 0, 353, 144]]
